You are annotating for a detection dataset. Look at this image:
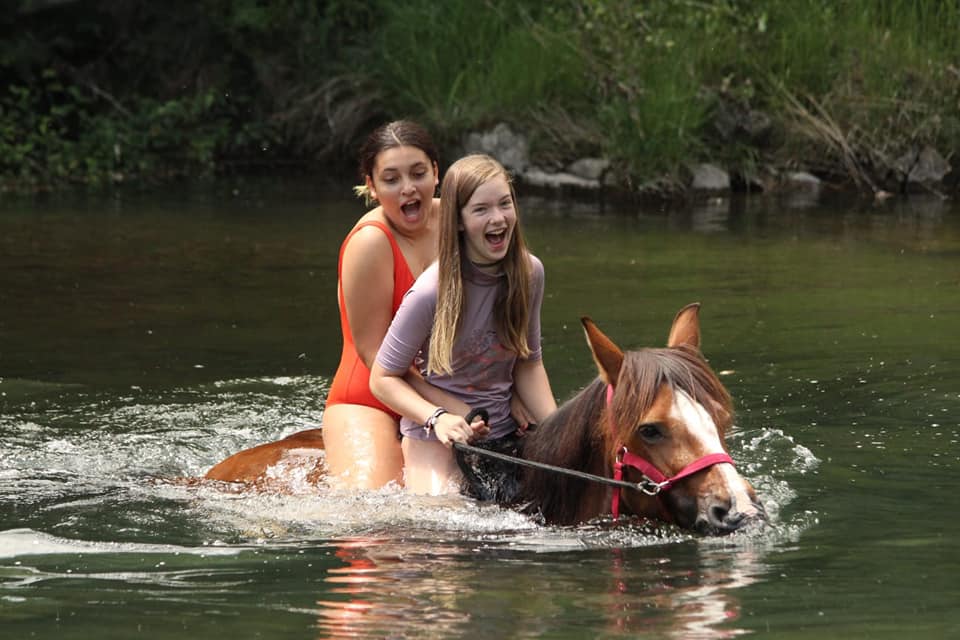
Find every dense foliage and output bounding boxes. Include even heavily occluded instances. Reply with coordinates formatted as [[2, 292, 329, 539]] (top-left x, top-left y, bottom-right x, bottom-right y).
[[3, 0, 958, 192]]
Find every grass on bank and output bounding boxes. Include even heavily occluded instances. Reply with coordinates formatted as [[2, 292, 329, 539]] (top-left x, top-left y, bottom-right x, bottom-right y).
[[2, 0, 959, 193]]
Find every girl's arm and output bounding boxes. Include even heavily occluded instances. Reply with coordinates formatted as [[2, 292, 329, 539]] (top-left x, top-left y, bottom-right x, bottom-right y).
[[370, 362, 480, 445], [513, 358, 557, 425], [371, 269, 487, 445], [512, 255, 556, 425], [406, 368, 470, 417]]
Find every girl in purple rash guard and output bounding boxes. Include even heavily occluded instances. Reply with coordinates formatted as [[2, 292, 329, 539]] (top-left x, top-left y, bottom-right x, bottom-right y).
[[370, 154, 558, 495]]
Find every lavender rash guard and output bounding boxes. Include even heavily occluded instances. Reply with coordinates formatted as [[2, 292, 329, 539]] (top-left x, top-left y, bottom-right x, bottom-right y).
[[375, 254, 545, 441]]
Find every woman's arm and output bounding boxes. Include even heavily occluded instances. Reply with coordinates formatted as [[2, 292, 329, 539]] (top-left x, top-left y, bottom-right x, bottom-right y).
[[512, 359, 557, 424], [339, 224, 399, 368]]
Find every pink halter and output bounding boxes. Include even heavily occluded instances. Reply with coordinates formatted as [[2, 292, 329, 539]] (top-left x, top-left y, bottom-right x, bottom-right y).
[[606, 384, 735, 519]]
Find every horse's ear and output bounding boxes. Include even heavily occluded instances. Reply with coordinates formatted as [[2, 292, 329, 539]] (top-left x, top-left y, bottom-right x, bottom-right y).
[[667, 303, 702, 349], [581, 317, 624, 385]]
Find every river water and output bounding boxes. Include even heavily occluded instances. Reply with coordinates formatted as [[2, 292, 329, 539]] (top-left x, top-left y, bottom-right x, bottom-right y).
[[1, 180, 958, 638]]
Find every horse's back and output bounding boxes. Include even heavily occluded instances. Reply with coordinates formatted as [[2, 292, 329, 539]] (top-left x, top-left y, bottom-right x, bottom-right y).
[[204, 428, 325, 483]]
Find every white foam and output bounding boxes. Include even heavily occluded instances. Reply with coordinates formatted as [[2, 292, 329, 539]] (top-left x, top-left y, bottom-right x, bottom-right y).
[[0, 528, 242, 559]]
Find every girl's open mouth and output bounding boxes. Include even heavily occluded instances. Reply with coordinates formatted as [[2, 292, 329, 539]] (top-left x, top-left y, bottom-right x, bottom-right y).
[[485, 228, 508, 249]]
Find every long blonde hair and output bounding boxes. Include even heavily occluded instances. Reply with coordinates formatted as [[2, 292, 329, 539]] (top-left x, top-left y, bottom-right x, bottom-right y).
[[428, 154, 533, 375]]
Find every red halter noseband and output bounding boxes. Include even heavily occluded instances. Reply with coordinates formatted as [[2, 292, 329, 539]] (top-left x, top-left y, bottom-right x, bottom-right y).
[[606, 384, 735, 519]]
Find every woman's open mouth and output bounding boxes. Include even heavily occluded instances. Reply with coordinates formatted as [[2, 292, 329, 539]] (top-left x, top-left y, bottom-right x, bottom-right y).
[[400, 199, 422, 219]]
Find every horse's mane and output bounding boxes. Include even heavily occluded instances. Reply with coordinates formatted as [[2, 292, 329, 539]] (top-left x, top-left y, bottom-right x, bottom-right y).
[[518, 377, 608, 524], [519, 344, 732, 525]]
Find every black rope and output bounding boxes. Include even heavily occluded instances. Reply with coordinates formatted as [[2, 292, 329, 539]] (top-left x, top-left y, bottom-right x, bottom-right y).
[[452, 441, 644, 493]]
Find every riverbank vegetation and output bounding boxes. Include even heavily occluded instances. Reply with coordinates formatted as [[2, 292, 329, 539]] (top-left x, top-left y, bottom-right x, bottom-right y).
[[3, 0, 958, 195]]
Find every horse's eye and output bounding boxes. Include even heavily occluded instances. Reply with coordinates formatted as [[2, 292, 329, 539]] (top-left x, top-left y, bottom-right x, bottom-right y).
[[637, 423, 664, 443]]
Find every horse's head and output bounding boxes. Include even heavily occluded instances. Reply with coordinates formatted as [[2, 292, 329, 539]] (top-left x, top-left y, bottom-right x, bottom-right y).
[[582, 303, 764, 534]]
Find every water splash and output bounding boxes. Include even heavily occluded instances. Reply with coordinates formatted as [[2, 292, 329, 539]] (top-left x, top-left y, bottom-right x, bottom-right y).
[[0, 375, 818, 552]]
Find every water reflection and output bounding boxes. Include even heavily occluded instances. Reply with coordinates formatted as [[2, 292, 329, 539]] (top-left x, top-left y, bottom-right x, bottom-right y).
[[654, 192, 959, 252], [4, 184, 959, 638], [315, 537, 471, 639], [600, 546, 765, 639], [313, 536, 768, 639], [689, 198, 732, 234]]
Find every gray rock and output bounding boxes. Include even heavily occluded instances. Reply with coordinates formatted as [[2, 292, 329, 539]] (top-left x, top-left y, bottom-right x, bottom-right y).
[[565, 158, 610, 181], [521, 167, 600, 190], [893, 146, 951, 184], [784, 171, 822, 188], [463, 123, 530, 174], [689, 163, 730, 192], [780, 171, 823, 209]]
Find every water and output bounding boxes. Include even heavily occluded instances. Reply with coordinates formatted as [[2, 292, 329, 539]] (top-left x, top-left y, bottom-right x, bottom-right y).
[[1, 181, 958, 638]]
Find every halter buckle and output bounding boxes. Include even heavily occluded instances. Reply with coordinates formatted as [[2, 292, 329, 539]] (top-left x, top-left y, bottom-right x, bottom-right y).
[[617, 447, 667, 495], [637, 478, 667, 496]]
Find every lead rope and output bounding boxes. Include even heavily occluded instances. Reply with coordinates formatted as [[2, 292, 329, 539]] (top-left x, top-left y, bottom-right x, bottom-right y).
[[451, 440, 648, 493]]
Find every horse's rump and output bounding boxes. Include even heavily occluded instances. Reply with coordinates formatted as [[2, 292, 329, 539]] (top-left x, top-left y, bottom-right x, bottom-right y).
[[203, 428, 325, 485]]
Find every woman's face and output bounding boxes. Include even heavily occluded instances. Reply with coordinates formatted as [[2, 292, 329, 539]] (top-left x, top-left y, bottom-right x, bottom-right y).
[[367, 146, 438, 232], [458, 174, 516, 270]]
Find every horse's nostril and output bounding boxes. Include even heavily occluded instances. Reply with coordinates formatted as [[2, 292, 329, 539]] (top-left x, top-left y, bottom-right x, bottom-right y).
[[709, 502, 734, 526], [701, 499, 758, 534]]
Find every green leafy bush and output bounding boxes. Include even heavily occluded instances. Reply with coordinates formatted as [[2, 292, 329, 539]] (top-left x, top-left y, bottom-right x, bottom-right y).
[[2, 0, 958, 192]]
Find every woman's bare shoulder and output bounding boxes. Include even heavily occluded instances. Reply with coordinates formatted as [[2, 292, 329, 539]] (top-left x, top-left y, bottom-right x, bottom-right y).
[[344, 211, 394, 251]]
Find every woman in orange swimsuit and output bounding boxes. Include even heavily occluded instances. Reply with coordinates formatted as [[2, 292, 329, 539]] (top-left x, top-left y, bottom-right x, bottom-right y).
[[323, 121, 472, 488]]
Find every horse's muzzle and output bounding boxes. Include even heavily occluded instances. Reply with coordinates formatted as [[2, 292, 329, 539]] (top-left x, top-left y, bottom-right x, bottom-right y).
[[696, 498, 767, 535]]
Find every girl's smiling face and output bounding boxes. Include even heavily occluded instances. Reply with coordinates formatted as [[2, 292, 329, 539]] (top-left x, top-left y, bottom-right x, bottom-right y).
[[367, 146, 438, 232], [458, 174, 516, 270]]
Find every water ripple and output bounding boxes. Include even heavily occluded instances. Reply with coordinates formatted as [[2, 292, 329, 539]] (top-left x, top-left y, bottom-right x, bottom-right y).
[[0, 375, 814, 552]]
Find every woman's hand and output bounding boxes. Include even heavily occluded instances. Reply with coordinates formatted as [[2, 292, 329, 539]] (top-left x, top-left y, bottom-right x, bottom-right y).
[[433, 412, 489, 445]]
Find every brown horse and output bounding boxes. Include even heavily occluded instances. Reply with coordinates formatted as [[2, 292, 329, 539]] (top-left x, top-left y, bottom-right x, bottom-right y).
[[204, 303, 762, 534], [204, 427, 326, 486], [517, 303, 763, 532]]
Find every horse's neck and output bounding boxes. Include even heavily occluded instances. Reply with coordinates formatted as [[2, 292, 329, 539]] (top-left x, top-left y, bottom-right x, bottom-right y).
[[521, 378, 614, 525], [529, 378, 610, 472]]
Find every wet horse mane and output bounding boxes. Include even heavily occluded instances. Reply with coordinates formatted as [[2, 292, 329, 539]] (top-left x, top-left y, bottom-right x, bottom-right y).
[[519, 344, 732, 525]]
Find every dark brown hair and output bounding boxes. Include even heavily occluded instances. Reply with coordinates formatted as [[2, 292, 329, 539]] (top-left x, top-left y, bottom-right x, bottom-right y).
[[357, 120, 439, 182]]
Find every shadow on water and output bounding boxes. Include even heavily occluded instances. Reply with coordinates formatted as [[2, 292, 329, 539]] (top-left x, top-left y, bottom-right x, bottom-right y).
[[1, 181, 959, 638]]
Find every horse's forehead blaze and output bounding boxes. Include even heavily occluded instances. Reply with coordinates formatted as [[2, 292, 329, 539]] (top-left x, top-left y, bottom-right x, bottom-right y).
[[668, 389, 727, 457], [624, 386, 727, 473]]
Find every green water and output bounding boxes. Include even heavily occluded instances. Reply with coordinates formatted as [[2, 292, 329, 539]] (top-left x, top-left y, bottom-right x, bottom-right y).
[[1, 181, 958, 638]]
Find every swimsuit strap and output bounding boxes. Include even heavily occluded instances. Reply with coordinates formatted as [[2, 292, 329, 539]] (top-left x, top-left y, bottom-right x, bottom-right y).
[[338, 220, 414, 299]]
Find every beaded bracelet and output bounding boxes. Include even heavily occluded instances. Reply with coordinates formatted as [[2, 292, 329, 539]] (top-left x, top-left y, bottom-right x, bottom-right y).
[[424, 407, 448, 435]]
